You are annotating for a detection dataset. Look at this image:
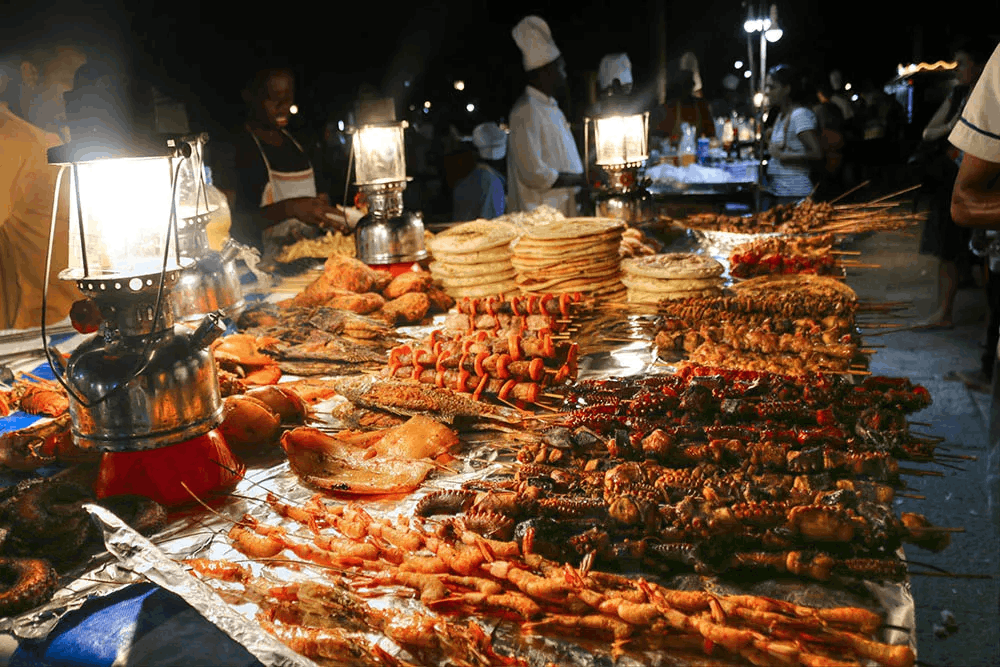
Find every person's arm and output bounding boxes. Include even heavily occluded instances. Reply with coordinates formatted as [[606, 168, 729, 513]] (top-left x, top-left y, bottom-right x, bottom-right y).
[[773, 128, 823, 164], [951, 153, 1000, 228], [771, 110, 824, 164], [923, 94, 959, 142]]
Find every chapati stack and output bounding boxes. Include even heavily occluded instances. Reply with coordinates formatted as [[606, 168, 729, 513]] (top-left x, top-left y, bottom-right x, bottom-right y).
[[512, 218, 627, 299], [427, 220, 519, 298], [621, 253, 725, 305]]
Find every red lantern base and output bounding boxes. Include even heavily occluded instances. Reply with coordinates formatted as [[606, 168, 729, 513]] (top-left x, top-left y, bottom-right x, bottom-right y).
[[367, 262, 424, 277], [94, 429, 244, 507]]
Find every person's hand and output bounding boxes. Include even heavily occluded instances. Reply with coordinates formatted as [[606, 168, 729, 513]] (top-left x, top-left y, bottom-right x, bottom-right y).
[[282, 196, 348, 232], [553, 172, 587, 189]]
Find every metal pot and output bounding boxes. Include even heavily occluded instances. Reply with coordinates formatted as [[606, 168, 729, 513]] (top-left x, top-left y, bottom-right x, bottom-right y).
[[172, 240, 246, 322], [355, 211, 429, 265], [595, 190, 656, 225]]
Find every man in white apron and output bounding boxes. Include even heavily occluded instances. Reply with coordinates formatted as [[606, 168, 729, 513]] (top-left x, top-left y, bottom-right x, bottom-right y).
[[233, 69, 348, 263], [507, 16, 586, 216]]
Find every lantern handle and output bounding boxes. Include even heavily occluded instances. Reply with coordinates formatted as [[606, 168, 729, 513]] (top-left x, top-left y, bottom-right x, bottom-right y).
[[42, 165, 90, 407], [126, 158, 186, 383], [343, 132, 355, 210]]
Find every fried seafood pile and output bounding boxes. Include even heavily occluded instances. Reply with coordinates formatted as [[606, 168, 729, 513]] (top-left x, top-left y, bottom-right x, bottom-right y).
[[286, 255, 454, 326]]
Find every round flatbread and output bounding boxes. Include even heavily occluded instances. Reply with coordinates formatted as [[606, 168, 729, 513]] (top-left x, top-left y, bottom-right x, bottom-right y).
[[445, 280, 520, 298], [519, 271, 623, 293], [514, 230, 623, 252], [621, 275, 725, 293], [514, 255, 621, 277], [517, 267, 621, 289], [428, 220, 517, 254], [513, 240, 622, 261], [592, 283, 629, 299], [622, 253, 725, 280], [728, 273, 857, 300], [627, 287, 722, 304], [519, 217, 625, 241], [431, 246, 513, 265], [438, 269, 517, 287], [429, 259, 513, 277]]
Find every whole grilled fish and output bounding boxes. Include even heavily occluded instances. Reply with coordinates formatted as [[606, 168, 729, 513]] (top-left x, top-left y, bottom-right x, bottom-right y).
[[333, 376, 525, 424]]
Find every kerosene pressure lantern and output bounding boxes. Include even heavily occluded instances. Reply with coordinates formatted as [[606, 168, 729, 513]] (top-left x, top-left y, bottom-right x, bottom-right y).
[[172, 132, 249, 322], [46, 135, 226, 454], [36, 61, 249, 509], [585, 108, 654, 224], [351, 120, 429, 273]]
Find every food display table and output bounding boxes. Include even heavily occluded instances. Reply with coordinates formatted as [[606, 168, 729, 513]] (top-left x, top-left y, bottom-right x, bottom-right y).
[[0, 245, 927, 666]]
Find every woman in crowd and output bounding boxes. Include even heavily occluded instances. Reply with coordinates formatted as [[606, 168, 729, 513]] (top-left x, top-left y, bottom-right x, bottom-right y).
[[763, 64, 824, 205], [220, 67, 349, 261]]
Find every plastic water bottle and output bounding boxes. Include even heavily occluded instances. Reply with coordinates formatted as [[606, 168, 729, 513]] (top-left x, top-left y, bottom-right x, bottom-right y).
[[203, 166, 232, 252], [696, 137, 710, 165]]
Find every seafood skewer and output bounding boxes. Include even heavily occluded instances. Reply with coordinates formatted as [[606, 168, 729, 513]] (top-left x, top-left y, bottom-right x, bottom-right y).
[[333, 376, 525, 424]]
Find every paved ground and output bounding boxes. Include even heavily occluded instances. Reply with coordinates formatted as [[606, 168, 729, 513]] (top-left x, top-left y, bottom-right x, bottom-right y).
[[846, 226, 1000, 666]]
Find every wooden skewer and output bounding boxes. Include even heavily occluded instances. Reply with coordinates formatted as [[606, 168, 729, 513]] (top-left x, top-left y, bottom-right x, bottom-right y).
[[865, 183, 923, 204], [829, 249, 862, 255], [541, 393, 564, 400], [859, 322, 907, 328], [936, 453, 977, 461], [858, 349, 879, 355], [909, 421, 931, 427], [840, 262, 883, 269], [909, 571, 993, 579], [898, 468, 945, 477], [827, 179, 871, 204], [917, 526, 966, 533], [897, 492, 926, 499], [844, 369, 872, 376]]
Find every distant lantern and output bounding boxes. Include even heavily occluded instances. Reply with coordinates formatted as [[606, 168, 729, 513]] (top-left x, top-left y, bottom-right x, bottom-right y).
[[289, 104, 298, 115], [454, 80, 465, 91], [593, 113, 648, 167]]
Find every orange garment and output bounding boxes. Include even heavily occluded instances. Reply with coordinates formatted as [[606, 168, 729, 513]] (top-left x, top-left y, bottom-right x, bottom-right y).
[[820, 127, 844, 174], [657, 98, 716, 141], [0, 104, 80, 330]]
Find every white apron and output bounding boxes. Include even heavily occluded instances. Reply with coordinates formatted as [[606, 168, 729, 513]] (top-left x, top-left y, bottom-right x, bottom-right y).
[[249, 128, 320, 262]]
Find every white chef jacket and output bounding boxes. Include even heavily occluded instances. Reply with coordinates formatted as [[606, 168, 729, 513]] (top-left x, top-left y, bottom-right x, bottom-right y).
[[950, 43, 1000, 164], [507, 85, 584, 215]]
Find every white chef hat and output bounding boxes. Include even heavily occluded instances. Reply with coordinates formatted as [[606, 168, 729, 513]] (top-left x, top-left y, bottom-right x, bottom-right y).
[[472, 122, 507, 161], [679, 51, 703, 94], [598, 53, 632, 91], [512, 16, 561, 72]]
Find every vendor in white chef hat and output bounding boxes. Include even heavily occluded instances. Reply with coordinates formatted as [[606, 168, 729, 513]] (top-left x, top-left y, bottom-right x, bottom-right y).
[[507, 15, 585, 215], [591, 52, 638, 119], [453, 122, 507, 221], [598, 53, 633, 97]]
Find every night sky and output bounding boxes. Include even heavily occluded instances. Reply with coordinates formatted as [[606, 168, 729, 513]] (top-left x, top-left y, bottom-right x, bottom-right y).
[[2, 0, 995, 137]]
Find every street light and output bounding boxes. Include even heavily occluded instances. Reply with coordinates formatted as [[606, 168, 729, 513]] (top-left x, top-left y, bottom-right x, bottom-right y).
[[764, 4, 782, 42], [744, 4, 783, 103]]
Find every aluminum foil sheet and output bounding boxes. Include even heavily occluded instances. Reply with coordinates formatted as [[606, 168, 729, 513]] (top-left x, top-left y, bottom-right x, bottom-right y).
[[687, 229, 787, 268], [0, 307, 917, 664]]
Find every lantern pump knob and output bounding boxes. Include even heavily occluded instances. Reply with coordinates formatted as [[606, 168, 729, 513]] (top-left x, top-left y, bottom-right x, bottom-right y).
[[191, 311, 227, 349]]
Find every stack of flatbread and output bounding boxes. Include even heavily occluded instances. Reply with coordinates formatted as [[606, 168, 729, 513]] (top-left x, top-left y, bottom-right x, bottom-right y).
[[512, 218, 627, 299], [621, 253, 725, 305], [427, 220, 519, 298]]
